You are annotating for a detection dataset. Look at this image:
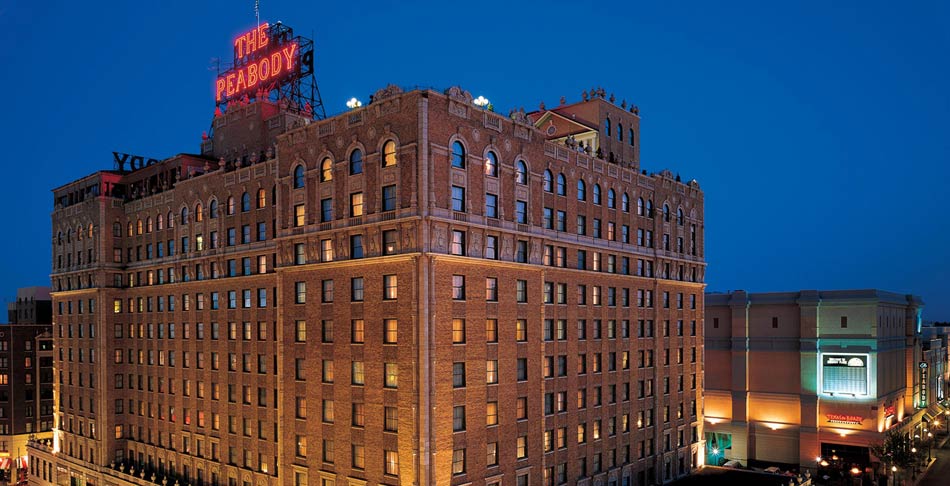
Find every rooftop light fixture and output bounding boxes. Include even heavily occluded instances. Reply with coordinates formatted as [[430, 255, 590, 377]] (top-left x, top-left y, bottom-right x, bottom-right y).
[[473, 96, 490, 108], [346, 97, 362, 109]]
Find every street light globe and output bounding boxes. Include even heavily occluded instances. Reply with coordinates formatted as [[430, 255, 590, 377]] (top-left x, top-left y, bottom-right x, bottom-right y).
[[851, 467, 861, 475], [928, 432, 933, 438], [473, 95, 490, 108], [912, 447, 917, 453], [892, 466, 898, 472], [815, 456, 822, 463], [346, 97, 362, 109]]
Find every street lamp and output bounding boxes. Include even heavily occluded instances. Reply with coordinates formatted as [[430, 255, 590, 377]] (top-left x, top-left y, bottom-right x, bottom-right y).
[[912, 447, 918, 478], [346, 97, 362, 109], [928, 432, 933, 461]]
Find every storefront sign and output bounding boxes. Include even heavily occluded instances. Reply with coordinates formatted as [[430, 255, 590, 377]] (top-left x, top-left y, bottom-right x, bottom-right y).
[[826, 413, 864, 424]]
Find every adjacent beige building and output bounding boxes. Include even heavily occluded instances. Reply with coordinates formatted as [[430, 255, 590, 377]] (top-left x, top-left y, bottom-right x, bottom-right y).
[[703, 290, 925, 474]]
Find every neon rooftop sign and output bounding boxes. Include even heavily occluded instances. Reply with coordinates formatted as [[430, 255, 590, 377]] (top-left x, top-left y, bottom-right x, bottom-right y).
[[215, 23, 300, 103]]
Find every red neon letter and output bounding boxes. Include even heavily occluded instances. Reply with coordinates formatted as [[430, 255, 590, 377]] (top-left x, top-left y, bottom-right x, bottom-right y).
[[234, 36, 245, 59], [258, 23, 269, 50], [235, 69, 247, 93], [258, 58, 270, 82], [215, 78, 226, 102], [271, 51, 282, 77], [226, 72, 237, 98], [282, 43, 298, 71], [247, 63, 259, 90]]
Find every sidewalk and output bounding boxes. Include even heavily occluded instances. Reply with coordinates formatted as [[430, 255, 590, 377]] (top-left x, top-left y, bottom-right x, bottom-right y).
[[906, 431, 949, 486]]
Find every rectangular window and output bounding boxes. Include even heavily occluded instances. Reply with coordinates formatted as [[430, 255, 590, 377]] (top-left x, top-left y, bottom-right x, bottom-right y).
[[351, 319, 365, 343], [515, 200, 528, 224], [383, 229, 398, 255], [485, 193, 498, 218], [452, 319, 466, 344], [351, 277, 364, 302], [321, 279, 334, 303], [350, 235, 364, 258], [321, 198, 333, 222], [293, 204, 305, 227], [294, 282, 306, 303], [452, 275, 465, 300], [485, 277, 498, 301], [382, 185, 397, 212], [451, 186, 465, 212], [485, 235, 498, 259], [383, 274, 398, 300], [450, 230, 465, 256], [383, 319, 398, 344], [350, 192, 364, 217]]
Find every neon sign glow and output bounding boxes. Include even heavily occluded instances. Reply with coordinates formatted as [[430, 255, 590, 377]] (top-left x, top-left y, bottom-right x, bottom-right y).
[[215, 23, 301, 103]]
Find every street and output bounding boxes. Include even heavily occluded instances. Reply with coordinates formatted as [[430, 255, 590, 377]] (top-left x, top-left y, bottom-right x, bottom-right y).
[[916, 436, 950, 486]]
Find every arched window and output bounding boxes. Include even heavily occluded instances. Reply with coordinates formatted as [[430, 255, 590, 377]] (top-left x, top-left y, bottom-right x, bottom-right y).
[[677, 208, 684, 226], [577, 179, 586, 201], [622, 193, 629, 212], [484, 151, 498, 177], [157, 213, 164, 230], [77, 225, 84, 241], [146, 217, 153, 233], [209, 200, 218, 219], [451, 141, 466, 168], [663, 204, 670, 222], [605, 118, 611, 137], [181, 207, 190, 225], [637, 198, 644, 216], [227, 196, 235, 215], [257, 188, 267, 208], [127, 222, 133, 236], [543, 170, 553, 192], [320, 158, 333, 182], [629, 128, 635, 146], [607, 189, 616, 209], [593, 184, 602, 205], [136, 219, 143, 235], [349, 149, 363, 175], [88, 224, 94, 238], [618, 123, 623, 141], [195, 203, 204, 222], [112, 223, 121, 237], [515, 160, 528, 185], [646, 200, 654, 218], [382, 140, 397, 167], [241, 192, 251, 212], [167, 211, 174, 228], [556, 174, 566, 196], [293, 165, 305, 188], [57, 231, 63, 245]]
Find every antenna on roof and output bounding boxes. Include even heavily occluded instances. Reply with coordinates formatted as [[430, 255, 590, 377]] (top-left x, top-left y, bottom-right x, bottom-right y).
[[255, 0, 260, 27]]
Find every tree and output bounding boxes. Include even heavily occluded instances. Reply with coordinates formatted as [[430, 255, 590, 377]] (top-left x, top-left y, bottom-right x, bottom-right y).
[[870, 429, 920, 472]]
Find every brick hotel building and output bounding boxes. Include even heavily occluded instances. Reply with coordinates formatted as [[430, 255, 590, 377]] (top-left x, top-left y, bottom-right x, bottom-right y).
[[34, 84, 705, 486]]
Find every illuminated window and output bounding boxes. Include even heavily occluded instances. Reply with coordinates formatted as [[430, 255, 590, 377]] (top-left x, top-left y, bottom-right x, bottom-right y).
[[382, 140, 397, 167], [452, 449, 466, 475], [352, 361, 365, 385], [486, 319, 498, 343], [384, 363, 398, 388], [349, 149, 363, 175], [322, 361, 334, 384], [485, 277, 498, 301], [320, 157, 333, 182], [321, 239, 334, 262], [383, 230, 398, 255], [293, 204, 305, 227], [383, 275, 397, 300], [257, 188, 266, 208], [294, 320, 306, 342], [384, 450, 399, 476], [195, 203, 204, 222], [383, 319, 398, 344], [451, 141, 465, 168], [516, 319, 527, 341], [487, 402, 498, 426], [350, 192, 363, 217], [293, 165, 305, 188], [487, 442, 498, 467], [452, 319, 466, 344], [517, 436, 527, 458], [485, 150, 498, 176], [486, 360, 498, 384], [352, 444, 365, 470]]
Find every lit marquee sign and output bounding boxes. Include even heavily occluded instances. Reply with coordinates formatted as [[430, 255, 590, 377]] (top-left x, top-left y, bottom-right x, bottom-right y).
[[821, 353, 869, 396], [919, 362, 928, 407], [826, 414, 864, 424], [214, 22, 311, 104]]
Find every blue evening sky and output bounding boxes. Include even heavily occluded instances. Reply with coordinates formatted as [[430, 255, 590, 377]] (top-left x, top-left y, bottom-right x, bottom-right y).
[[1, 1, 948, 318]]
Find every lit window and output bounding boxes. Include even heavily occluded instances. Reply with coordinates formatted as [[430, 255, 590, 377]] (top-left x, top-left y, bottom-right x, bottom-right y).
[[320, 157, 333, 182], [384, 363, 398, 388], [350, 192, 363, 217], [452, 449, 466, 475], [293, 204, 305, 227], [382, 140, 397, 167], [452, 319, 466, 344], [383, 319, 398, 344], [383, 275, 397, 300], [486, 360, 498, 384]]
